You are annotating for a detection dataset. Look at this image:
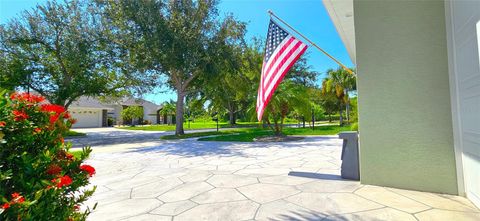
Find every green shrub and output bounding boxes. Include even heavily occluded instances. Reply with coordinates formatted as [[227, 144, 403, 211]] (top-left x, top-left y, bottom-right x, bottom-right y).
[[350, 122, 359, 131], [120, 106, 143, 125], [0, 92, 96, 220], [107, 117, 115, 127]]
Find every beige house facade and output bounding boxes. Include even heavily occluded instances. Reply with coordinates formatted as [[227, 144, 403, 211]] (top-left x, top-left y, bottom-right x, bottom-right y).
[[69, 97, 162, 128]]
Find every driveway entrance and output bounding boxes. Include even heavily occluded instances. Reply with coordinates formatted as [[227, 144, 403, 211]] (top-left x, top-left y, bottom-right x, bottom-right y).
[[71, 129, 480, 220]]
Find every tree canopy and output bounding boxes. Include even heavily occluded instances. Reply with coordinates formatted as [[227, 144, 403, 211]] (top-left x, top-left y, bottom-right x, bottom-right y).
[[120, 106, 144, 126], [100, 0, 246, 135], [0, 0, 358, 133], [0, 0, 152, 107], [321, 67, 356, 125], [263, 80, 311, 135]]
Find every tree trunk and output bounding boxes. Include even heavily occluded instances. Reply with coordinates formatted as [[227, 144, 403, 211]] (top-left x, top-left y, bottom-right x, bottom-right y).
[[339, 108, 344, 126], [175, 89, 185, 136], [346, 91, 350, 123], [328, 114, 332, 122], [274, 120, 281, 136], [262, 119, 268, 128], [228, 103, 236, 125], [280, 117, 285, 134], [229, 111, 236, 125], [346, 103, 350, 123]]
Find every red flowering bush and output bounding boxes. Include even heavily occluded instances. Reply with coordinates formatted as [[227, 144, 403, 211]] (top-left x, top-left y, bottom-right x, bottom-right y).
[[0, 92, 96, 220]]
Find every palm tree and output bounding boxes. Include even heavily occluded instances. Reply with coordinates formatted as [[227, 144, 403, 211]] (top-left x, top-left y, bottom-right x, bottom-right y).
[[321, 67, 356, 126], [263, 81, 311, 135], [159, 101, 176, 125]]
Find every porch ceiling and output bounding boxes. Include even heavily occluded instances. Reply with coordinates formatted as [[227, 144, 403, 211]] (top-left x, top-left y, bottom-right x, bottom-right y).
[[322, 0, 356, 64]]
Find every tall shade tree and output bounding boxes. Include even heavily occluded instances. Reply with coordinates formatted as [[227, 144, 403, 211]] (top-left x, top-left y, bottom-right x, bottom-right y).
[[0, 0, 151, 108], [321, 67, 356, 125], [184, 94, 206, 122], [289, 55, 318, 87], [319, 91, 340, 122], [101, 0, 245, 135], [204, 44, 253, 125]]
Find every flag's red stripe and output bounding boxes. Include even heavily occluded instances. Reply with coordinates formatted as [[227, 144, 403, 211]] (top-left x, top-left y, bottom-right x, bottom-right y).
[[262, 37, 296, 84], [263, 41, 304, 93], [259, 45, 307, 120], [257, 43, 307, 120]]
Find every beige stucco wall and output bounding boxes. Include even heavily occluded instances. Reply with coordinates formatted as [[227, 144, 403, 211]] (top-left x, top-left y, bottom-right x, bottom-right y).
[[354, 0, 458, 194]]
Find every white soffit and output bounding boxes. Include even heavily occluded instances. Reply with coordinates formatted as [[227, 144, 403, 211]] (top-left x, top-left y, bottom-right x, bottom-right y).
[[322, 0, 356, 64]]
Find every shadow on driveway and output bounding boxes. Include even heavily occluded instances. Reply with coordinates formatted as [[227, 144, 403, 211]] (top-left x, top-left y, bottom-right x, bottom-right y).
[[124, 136, 341, 158]]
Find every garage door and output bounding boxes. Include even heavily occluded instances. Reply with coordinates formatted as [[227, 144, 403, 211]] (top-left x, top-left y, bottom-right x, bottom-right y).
[[446, 0, 480, 207], [71, 109, 101, 128]]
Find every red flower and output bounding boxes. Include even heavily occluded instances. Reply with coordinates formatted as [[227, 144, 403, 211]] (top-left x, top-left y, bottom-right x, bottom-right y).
[[34, 127, 42, 134], [40, 104, 66, 125], [59, 175, 72, 187], [53, 175, 72, 188], [66, 153, 74, 160], [46, 164, 62, 175], [10, 92, 45, 103], [14, 196, 25, 204], [73, 205, 80, 211], [0, 121, 5, 127], [11, 192, 24, 204], [49, 114, 60, 124], [40, 104, 65, 114], [2, 202, 9, 209], [64, 112, 71, 119], [80, 164, 96, 177], [11, 193, 20, 199], [68, 118, 78, 125], [12, 110, 28, 121]]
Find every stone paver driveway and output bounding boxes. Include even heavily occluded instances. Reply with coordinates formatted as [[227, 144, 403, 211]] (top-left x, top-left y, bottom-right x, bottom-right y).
[[73, 128, 480, 221]]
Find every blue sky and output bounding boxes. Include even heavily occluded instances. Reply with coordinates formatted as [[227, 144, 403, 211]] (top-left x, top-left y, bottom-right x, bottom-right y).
[[0, 0, 352, 104]]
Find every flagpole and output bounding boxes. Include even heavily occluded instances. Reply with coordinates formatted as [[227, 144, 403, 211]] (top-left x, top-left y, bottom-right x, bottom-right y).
[[268, 10, 355, 75]]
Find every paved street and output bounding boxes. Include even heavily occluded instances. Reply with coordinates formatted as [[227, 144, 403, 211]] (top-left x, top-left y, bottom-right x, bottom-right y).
[[68, 127, 225, 149], [71, 128, 480, 221]]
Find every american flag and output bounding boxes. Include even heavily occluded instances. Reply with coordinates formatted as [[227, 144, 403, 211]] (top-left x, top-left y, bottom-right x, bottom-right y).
[[256, 20, 308, 121]]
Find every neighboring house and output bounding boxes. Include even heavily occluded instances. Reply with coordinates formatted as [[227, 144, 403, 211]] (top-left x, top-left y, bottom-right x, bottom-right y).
[[103, 98, 162, 126], [323, 0, 479, 207], [69, 97, 162, 128], [69, 97, 113, 128], [157, 111, 176, 125]]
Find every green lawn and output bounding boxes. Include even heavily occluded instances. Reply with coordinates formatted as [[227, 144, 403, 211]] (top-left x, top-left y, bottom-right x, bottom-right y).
[[65, 130, 86, 137], [121, 120, 337, 131], [197, 128, 272, 142], [282, 125, 352, 136], [68, 150, 83, 159], [193, 125, 352, 142], [121, 121, 260, 131]]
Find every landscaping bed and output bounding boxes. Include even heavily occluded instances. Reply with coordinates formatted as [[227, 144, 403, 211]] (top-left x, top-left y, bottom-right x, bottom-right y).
[[187, 125, 352, 142]]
